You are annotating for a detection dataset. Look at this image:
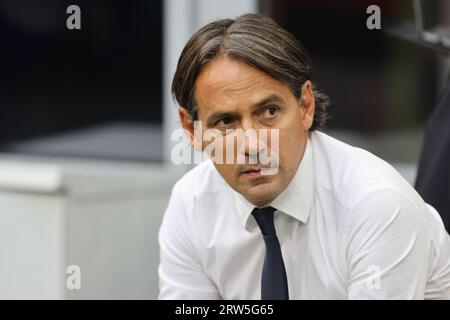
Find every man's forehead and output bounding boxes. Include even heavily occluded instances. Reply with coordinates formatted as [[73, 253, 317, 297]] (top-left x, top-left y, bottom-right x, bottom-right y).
[[194, 59, 288, 113]]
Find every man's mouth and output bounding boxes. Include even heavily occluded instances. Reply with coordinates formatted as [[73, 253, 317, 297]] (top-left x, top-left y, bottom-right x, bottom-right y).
[[242, 169, 262, 178], [241, 166, 271, 178]]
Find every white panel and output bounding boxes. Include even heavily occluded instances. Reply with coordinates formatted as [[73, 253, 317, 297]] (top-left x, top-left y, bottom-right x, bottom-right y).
[[65, 187, 172, 299], [163, 0, 196, 168], [0, 161, 62, 193], [0, 192, 66, 299]]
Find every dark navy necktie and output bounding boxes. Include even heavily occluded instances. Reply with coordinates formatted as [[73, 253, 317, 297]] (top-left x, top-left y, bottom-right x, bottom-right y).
[[252, 206, 289, 300]]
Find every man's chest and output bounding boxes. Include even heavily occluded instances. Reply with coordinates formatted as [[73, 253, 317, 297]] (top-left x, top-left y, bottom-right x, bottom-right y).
[[198, 212, 348, 299]]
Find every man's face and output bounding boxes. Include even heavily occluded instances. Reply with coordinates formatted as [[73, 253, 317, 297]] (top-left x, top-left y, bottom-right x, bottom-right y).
[[179, 57, 315, 207]]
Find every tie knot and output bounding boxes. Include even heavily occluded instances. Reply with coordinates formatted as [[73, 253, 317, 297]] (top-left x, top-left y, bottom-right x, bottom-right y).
[[251, 206, 277, 236]]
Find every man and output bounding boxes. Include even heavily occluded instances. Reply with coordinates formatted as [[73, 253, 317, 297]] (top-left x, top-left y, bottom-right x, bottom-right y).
[[159, 14, 450, 299]]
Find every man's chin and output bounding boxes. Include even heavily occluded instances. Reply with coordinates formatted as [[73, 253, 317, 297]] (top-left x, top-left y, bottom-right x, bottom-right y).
[[240, 182, 279, 207]]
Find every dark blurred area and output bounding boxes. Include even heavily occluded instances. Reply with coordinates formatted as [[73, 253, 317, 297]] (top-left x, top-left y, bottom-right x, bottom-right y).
[[0, 0, 162, 148]]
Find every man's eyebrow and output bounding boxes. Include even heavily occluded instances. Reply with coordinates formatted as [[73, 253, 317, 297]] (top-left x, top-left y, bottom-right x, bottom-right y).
[[250, 94, 287, 111], [205, 94, 287, 127], [206, 111, 240, 127]]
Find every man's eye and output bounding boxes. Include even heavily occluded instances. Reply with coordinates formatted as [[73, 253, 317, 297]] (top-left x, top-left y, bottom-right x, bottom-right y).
[[216, 117, 233, 126], [263, 106, 279, 118]]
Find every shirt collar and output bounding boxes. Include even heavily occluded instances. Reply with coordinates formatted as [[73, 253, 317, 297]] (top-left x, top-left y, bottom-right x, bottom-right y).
[[232, 136, 314, 231]]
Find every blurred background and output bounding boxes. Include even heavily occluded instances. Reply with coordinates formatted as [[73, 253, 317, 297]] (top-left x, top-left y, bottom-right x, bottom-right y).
[[0, 0, 449, 299]]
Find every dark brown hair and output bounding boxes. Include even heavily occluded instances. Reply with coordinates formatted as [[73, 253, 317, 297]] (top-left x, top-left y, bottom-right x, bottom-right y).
[[171, 13, 330, 131]]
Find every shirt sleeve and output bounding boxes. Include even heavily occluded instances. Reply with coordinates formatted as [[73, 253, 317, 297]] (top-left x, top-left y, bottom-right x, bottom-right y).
[[158, 181, 220, 300], [345, 188, 432, 299]]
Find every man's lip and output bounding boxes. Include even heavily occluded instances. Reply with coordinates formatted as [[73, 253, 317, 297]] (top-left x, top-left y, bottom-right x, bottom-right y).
[[241, 167, 270, 174]]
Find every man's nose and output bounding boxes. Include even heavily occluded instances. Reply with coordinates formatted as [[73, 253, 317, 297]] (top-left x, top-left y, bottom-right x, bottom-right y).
[[243, 130, 259, 157], [238, 120, 265, 157]]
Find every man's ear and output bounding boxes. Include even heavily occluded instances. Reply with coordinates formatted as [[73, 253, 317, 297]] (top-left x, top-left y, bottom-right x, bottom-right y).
[[178, 107, 202, 150], [299, 80, 315, 130]]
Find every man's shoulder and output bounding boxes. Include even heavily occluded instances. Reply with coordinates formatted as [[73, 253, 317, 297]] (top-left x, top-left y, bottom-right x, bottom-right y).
[[310, 132, 443, 242], [310, 131, 420, 209]]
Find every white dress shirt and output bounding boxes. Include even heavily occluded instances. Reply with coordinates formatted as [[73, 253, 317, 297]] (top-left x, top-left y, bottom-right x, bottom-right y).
[[158, 131, 450, 299]]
